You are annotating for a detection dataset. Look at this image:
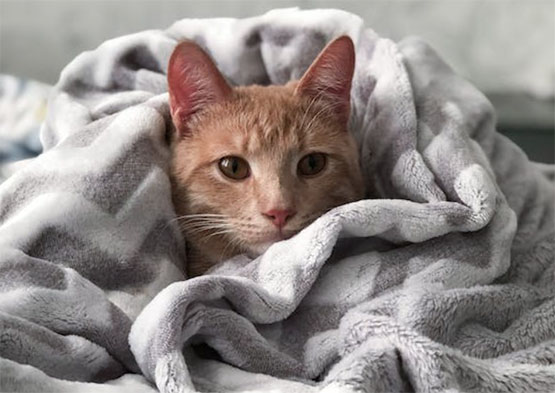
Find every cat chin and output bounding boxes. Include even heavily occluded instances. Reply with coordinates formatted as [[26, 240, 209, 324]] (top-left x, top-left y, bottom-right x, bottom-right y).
[[245, 230, 297, 257], [246, 241, 274, 257]]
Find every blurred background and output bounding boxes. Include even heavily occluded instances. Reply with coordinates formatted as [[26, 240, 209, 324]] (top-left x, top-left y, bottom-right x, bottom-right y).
[[0, 0, 553, 167]]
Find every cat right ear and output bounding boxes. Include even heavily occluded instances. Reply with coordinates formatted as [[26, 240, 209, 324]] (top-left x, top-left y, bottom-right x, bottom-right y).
[[167, 41, 232, 135]]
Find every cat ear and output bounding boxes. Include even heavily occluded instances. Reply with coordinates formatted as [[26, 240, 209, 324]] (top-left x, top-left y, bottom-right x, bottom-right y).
[[294, 36, 355, 125], [168, 41, 232, 134]]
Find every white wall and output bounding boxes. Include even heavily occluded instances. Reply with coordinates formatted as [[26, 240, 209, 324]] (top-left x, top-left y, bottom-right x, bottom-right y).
[[1, 0, 554, 97]]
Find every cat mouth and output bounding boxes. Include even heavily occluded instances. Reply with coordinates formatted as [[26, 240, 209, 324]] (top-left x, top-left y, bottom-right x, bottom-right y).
[[279, 229, 296, 240], [273, 228, 297, 241], [258, 227, 297, 241], [245, 228, 298, 254]]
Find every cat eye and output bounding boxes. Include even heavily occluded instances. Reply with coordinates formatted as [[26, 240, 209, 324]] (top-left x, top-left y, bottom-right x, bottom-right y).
[[298, 153, 326, 177], [218, 156, 250, 180]]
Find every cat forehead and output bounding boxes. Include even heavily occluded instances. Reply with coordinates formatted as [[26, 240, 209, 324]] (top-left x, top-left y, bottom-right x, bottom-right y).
[[193, 86, 343, 151]]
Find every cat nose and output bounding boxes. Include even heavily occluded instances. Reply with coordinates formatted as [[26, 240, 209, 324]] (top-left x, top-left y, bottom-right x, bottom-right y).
[[263, 208, 296, 228]]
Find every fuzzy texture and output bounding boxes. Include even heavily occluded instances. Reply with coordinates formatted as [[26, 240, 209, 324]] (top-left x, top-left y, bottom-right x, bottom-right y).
[[168, 37, 364, 276], [0, 8, 554, 393]]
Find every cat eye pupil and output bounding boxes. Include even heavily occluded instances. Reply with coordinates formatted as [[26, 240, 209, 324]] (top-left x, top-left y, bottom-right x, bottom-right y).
[[298, 153, 326, 177], [219, 156, 249, 180], [308, 155, 316, 169]]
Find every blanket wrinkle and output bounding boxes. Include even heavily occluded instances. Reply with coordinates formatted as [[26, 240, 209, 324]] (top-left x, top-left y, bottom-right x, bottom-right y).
[[1, 8, 554, 393]]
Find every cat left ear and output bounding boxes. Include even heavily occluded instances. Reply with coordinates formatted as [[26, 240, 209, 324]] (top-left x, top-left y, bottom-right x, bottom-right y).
[[295, 36, 355, 126], [168, 41, 232, 134]]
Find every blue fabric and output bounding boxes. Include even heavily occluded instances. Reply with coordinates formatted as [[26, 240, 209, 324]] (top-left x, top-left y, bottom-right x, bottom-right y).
[[0, 74, 49, 163]]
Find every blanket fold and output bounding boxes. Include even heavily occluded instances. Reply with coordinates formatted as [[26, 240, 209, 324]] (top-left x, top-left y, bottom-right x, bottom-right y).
[[1, 8, 553, 393]]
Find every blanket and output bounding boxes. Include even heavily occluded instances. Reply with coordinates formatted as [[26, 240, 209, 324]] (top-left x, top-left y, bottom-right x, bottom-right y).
[[1, 8, 554, 393]]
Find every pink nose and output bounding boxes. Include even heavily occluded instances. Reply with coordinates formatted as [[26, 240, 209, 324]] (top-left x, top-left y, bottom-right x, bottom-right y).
[[263, 208, 296, 228]]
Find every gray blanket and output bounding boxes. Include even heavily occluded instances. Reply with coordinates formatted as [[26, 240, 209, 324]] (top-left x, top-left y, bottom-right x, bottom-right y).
[[1, 8, 554, 393]]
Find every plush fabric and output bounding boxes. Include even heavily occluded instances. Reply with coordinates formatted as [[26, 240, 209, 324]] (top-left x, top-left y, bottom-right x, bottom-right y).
[[1, 8, 553, 393]]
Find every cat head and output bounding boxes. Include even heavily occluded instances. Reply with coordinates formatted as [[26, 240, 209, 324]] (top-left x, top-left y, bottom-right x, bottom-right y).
[[168, 36, 365, 270]]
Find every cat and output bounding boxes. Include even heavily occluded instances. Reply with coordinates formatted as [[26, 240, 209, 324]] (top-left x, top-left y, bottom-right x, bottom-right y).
[[168, 35, 365, 277]]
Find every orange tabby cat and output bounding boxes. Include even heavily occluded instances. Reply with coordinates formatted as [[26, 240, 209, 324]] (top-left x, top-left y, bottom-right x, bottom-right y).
[[168, 36, 365, 277]]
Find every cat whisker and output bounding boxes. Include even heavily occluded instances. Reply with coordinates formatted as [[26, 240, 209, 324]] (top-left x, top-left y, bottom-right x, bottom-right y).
[[179, 222, 232, 236], [178, 216, 263, 240], [178, 215, 227, 220], [181, 213, 226, 216], [164, 215, 225, 233], [169, 215, 228, 226], [298, 87, 332, 130], [180, 224, 229, 233], [180, 221, 230, 230], [168, 36, 362, 276], [219, 235, 245, 262], [179, 213, 227, 217], [299, 95, 320, 131], [303, 99, 341, 134], [177, 218, 229, 226], [201, 228, 235, 243]]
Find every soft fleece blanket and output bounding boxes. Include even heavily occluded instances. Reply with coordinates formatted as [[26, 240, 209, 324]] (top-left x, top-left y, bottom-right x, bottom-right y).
[[1, 8, 554, 393]]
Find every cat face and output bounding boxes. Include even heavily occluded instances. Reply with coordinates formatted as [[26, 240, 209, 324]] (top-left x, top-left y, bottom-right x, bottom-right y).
[[168, 36, 365, 274]]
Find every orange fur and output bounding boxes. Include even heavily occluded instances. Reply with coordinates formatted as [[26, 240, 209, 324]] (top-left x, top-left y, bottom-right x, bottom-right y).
[[168, 37, 365, 276]]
